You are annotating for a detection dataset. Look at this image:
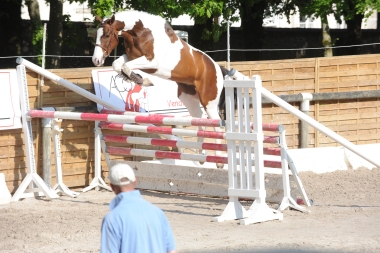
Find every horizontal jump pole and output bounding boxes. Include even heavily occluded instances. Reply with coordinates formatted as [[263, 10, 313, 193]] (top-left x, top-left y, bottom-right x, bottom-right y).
[[16, 57, 119, 110], [103, 134, 281, 156], [101, 122, 226, 139], [107, 146, 282, 168], [100, 122, 279, 144], [260, 86, 380, 168], [28, 110, 223, 127], [101, 109, 284, 133]]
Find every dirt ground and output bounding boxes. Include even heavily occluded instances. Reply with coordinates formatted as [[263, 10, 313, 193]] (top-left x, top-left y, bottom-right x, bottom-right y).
[[1, 168, 380, 253]]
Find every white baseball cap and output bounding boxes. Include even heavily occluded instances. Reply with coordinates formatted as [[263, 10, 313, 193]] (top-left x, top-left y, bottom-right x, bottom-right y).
[[108, 163, 136, 186]]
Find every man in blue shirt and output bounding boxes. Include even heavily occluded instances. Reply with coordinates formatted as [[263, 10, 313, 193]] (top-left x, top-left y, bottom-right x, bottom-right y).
[[101, 163, 177, 253]]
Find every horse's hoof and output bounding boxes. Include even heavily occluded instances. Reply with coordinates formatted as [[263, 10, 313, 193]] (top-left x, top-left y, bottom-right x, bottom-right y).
[[119, 71, 132, 82], [142, 78, 154, 86], [130, 72, 144, 84]]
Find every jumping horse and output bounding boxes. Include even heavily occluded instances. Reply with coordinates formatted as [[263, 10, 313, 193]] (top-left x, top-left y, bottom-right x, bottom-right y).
[[92, 10, 245, 167]]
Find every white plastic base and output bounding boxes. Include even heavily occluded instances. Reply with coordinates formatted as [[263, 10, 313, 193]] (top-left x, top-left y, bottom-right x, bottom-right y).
[[212, 197, 249, 222], [0, 173, 11, 205], [53, 183, 80, 198], [82, 177, 111, 192], [11, 173, 59, 201], [240, 200, 284, 225], [278, 196, 309, 213]]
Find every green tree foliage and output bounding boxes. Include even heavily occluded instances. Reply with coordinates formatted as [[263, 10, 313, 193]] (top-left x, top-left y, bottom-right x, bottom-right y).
[[296, 0, 380, 55], [88, 0, 241, 42], [87, 0, 297, 59]]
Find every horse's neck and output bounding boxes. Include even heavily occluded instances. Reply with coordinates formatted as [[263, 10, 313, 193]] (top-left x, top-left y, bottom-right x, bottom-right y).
[[114, 20, 126, 32]]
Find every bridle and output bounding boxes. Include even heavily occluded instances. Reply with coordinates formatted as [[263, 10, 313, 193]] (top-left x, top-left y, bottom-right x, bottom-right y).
[[95, 23, 118, 57]]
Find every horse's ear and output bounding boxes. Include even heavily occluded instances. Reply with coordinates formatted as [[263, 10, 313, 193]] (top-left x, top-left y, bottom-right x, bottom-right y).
[[95, 15, 103, 23], [110, 15, 115, 24]]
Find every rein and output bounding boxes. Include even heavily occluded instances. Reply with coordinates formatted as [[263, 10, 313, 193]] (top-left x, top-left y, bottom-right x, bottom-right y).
[[95, 24, 118, 57]]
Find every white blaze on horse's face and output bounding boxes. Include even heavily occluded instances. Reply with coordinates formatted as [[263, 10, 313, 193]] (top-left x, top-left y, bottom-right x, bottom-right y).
[[92, 28, 106, 66]]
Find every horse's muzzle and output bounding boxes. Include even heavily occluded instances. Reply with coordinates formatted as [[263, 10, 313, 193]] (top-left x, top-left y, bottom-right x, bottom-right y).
[[92, 57, 104, 67]]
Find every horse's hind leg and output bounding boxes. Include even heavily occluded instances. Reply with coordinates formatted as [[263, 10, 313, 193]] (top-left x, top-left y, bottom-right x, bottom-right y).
[[204, 105, 224, 169], [177, 84, 207, 159], [200, 85, 225, 169]]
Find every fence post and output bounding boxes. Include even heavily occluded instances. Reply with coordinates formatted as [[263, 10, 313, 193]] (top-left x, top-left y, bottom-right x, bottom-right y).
[[300, 93, 312, 148], [41, 107, 55, 188]]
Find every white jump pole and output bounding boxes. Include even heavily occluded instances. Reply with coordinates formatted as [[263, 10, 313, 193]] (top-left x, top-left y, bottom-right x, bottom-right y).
[[261, 88, 380, 168], [16, 57, 120, 111]]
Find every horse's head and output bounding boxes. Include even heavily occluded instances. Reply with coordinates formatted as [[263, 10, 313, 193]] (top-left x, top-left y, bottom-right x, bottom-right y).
[[92, 15, 123, 66]]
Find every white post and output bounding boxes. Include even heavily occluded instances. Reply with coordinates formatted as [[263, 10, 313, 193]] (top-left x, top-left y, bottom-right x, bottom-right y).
[[51, 118, 80, 197], [82, 121, 111, 192], [11, 65, 59, 201], [227, 20, 230, 70], [42, 23, 47, 69], [40, 23, 47, 87]]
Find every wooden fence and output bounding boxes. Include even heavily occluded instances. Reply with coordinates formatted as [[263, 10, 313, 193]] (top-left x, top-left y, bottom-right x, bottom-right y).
[[1, 54, 379, 193]]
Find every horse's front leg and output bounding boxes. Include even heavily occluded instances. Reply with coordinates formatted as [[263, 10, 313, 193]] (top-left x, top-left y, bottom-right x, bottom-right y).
[[121, 56, 158, 86], [112, 54, 148, 85], [112, 54, 133, 82]]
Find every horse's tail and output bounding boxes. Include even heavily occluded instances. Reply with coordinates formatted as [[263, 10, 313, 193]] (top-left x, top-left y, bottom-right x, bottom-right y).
[[218, 65, 239, 120], [226, 68, 247, 80]]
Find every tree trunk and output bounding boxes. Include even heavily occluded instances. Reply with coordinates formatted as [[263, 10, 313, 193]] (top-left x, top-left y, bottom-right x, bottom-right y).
[[46, 0, 63, 68], [240, 0, 266, 61], [25, 0, 42, 56], [321, 15, 332, 57], [0, 0, 23, 68], [344, 13, 364, 55]]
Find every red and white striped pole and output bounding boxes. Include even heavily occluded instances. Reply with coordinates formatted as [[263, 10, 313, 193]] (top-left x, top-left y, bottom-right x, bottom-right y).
[[103, 134, 281, 155], [100, 122, 279, 143], [100, 122, 226, 139], [101, 109, 283, 133], [107, 146, 282, 168], [28, 110, 224, 127]]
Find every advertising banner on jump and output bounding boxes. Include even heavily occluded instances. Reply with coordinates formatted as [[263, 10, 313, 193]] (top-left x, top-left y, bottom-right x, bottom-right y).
[[92, 69, 206, 117], [0, 70, 21, 130]]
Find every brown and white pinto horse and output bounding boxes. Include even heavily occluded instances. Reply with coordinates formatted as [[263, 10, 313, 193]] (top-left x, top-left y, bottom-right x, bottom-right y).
[[92, 10, 245, 166]]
